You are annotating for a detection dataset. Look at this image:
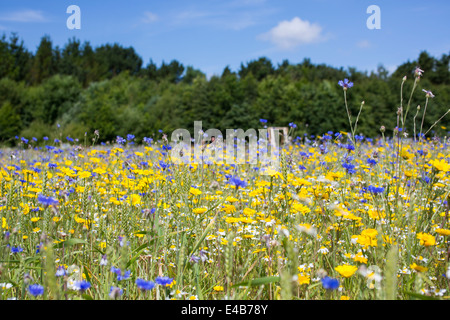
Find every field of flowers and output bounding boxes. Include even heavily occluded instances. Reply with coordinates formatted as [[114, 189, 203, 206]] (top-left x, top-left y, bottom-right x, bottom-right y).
[[0, 74, 449, 301]]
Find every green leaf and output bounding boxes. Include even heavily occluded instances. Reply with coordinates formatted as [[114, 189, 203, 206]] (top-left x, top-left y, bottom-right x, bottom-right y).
[[83, 266, 91, 283], [404, 291, 441, 300], [307, 282, 322, 290], [53, 238, 88, 248], [232, 276, 280, 288], [82, 293, 94, 300]]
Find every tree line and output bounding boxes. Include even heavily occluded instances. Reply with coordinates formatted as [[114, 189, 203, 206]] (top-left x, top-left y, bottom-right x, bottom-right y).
[[0, 33, 449, 145]]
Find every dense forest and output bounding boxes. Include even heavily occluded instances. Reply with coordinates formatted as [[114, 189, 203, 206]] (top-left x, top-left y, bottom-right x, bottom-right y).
[[0, 33, 449, 146]]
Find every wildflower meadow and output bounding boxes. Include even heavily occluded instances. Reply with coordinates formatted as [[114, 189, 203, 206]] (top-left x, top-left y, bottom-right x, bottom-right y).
[[0, 68, 449, 301]]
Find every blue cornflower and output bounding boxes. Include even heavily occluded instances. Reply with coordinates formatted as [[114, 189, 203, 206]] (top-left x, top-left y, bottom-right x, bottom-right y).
[[367, 186, 384, 194], [55, 266, 67, 277], [37, 194, 59, 206], [36, 243, 43, 254], [421, 176, 430, 184], [28, 284, 44, 296], [143, 137, 153, 144], [127, 134, 135, 141], [116, 136, 126, 145], [338, 79, 353, 90], [367, 158, 377, 166], [116, 270, 131, 281], [321, 277, 339, 290], [74, 280, 91, 291], [289, 122, 297, 128], [155, 276, 174, 287], [11, 246, 24, 254], [190, 255, 200, 263], [342, 162, 356, 174], [229, 176, 247, 189], [159, 161, 169, 170], [110, 266, 121, 274], [109, 286, 123, 299], [43, 136, 49, 141], [345, 144, 355, 151], [136, 279, 156, 291], [66, 136, 74, 142], [32, 137, 37, 142], [259, 119, 268, 123], [21, 137, 29, 144]]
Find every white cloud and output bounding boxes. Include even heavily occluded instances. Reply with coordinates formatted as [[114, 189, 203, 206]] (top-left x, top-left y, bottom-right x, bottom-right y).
[[142, 11, 159, 24], [357, 40, 371, 49], [260, 17, 324, 49], [0, 10, 46, 22]]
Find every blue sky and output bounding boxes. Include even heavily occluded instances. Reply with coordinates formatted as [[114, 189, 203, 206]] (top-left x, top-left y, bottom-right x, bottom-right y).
[[0, 0, 449, 77]]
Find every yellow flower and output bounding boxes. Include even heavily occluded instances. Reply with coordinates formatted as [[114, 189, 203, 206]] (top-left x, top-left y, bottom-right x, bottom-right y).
[[429, 159, 450, 172], [417, 232, 436, 246], [361, 228, 378, 239], [410, 263, 428, 273], [1, 217, 7, 230], [340, 296, 350, 300], [78, 171, 92, 179], [193, 208, 208, 215], [190, 187, 202, 196], [435, 228, 450, 236], [292, 202, 311, 215], [109, 197, 121, 205], [213, 285, 224, 292], [335, 265, 358, 278], [130, 194, 141, 206], [353, 252, 368, 264], [226, 196, 239, 203], [297, 274, 310, 285], [243, 208, 256, 217]]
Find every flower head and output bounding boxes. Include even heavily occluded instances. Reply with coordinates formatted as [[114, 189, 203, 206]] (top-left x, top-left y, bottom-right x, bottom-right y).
[[37, 194, 59, 207], [136, 279, 156, 291], [74, 280, 91, 291], [335, 265, 358, 278], [28, 284, 44, 297], [109, 286, 123, 299], [422, 89, 435, 98], [229, 176, 247, 189], [321, 276, 339, 290], [155, 276, 174, 287], [338, 79, 354, 90], [414, 67, 424, 78], [55, 266, 67, 277]]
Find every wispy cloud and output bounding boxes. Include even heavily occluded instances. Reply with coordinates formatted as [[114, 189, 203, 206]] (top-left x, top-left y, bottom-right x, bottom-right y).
[[142, 11, 159, 24], [357, 40, 371, 49], [169, 3, 276, 31], [259, 17, 325, 50], [0, 10, 47, 23]]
